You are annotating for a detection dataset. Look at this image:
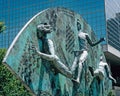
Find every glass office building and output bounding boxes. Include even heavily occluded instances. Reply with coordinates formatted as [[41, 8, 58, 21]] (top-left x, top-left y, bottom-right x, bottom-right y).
[[105, 0, 120, 86], [0, 0, 120, 85], [0, 0, 106, 48]]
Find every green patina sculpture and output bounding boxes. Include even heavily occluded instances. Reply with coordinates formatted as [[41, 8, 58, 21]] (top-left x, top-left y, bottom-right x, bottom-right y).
[[33, 22, 105, 85], [3, 8, 114, 96]]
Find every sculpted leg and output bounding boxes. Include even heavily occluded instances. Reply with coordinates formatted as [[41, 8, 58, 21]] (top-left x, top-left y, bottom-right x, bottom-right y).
[[74, 50, 88, 83], [71, 56, 78, 73], [54, 60, 73, 78], [76, 62, 83, 83]]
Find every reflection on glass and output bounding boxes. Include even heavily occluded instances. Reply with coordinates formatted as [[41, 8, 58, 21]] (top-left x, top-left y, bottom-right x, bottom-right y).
[[0, 0, 106, 48]]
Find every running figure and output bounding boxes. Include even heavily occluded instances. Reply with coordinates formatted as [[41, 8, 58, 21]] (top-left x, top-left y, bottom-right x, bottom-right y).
[[71, 20, 105, 83]]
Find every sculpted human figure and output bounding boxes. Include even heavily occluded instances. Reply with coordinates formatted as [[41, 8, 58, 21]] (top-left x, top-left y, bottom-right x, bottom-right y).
[[93, 56, 116, 96], [34, 23, 73, 78], [71, 20, 105, 83], [94, 56, 116, 83]]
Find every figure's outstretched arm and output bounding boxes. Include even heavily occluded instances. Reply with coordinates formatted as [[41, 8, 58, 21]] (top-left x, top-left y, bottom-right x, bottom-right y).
[[36, 48, 58, 61], [105, 65, 116, 83], [86, 35, 105, 46], [36, 39, 58, 61]]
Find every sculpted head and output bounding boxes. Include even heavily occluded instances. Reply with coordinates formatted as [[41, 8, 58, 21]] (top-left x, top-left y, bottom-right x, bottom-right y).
[[37, 23, 52, 38]]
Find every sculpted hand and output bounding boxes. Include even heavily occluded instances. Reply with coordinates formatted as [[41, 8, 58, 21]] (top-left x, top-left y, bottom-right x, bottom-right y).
[[35, 47, 42, 54], [100, 37, 106, 42], [31, 45, 41, 54]]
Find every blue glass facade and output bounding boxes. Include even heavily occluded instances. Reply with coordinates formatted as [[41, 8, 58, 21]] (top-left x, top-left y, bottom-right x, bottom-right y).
[[1, 0, 120, 51], [0, 0, 106, 48]]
